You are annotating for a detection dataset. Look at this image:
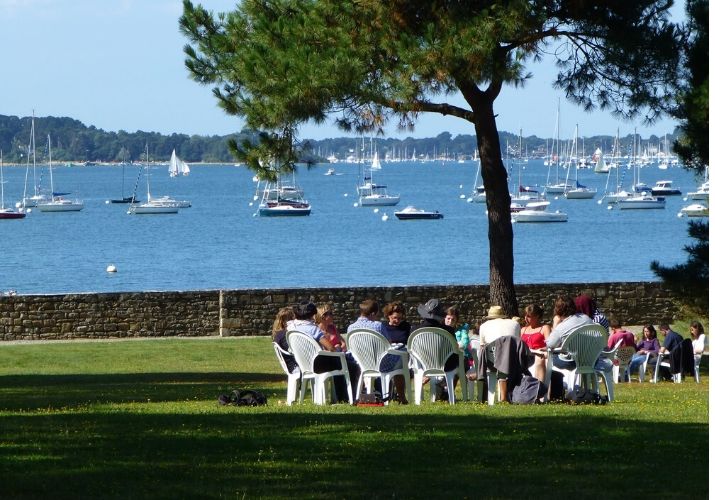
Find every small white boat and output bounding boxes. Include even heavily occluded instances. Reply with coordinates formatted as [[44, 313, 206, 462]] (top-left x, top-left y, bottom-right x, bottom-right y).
[[686, 181, 709, 200], [564, 184, 597, 199], [651, 180, 681, 196], [601, 190, 637, 204], [324, 168, 335, 176], [394, 206, 443, 220], [678, 203, 708, 218], [543, 182, 574, 194], [0, 152, 26, 219], [618, 195, 666, 209], [168, 149, 190, 177], [512, 209, 568, 223]]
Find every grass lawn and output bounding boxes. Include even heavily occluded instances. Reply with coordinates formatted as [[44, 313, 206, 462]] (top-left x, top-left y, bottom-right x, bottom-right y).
[[0, 336, 708, 499]]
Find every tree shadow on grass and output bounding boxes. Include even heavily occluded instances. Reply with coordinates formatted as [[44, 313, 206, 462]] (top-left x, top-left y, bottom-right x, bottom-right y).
[[0, 410, 707, 499], [0, 373, 284, 411]]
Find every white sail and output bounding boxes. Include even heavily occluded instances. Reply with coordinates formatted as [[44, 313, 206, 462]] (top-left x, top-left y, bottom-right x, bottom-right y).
[[370, 151, 382, 170], [169, 149, 190, 177]]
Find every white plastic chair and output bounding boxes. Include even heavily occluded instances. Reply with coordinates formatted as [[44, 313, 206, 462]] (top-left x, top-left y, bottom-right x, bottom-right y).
[[545, 323, 608, 396], [345, 328, 411, 404], [272, 342, 302, 406], [652, 352, 682, 383], [694, 352, 707, 383], [612, 345, 636, 383], [594, 339, 621, 402], [407, 327, 466, 404], [286, 330, 354, 405]]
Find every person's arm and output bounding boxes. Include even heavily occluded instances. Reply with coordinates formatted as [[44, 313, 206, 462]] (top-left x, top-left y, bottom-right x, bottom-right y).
[[318, 335, 336, 351], [542, 323, 552, 340], [546, 328, 561, 349]]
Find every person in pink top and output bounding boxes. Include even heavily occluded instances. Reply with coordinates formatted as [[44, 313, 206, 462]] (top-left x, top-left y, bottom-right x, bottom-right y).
[[316, 303, 346, 351], [520, 304, 551, 383], [606, 318, 637, 350]]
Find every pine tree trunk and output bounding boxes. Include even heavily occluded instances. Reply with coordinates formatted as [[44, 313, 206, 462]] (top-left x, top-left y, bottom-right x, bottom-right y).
[[473, 101, 519, 317]]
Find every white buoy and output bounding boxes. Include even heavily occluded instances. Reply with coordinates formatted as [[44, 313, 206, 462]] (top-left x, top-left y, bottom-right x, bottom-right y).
[[373, 208, 379, 213], [106, 264, 117, 273], [459, 194, 466, 199], [343, 193, 348, 197], [683, 196, 688, 201], [353, 202, 358, 207], [467, 197, 473, 203], [554, 196, 559, 200], [248, 202, 253, 207], [677, 212, 684, 218], [381, 213, 388, 221], [253, 195, 258, 201], [105, 200, 110, 204], [607, 205, 613, 210], [459, 184, 463, 189], [597, 199, 603, 205]]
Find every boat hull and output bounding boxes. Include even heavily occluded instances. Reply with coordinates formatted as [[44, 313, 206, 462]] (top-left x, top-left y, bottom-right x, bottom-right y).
[[394, 212, 443, 220], [128, 203, 179, 214], [358, 195, 400, 206], [618, 198, 666, 209], [679, 204, 708, 217], [0, 210, 26, 219], [564, 188, 596, 199], [36, 201, 84, 212], [110, 197, 139, 204], [258, 206, 311, 216], [512, 210, 567, 222], [687, 191, 709, 200]]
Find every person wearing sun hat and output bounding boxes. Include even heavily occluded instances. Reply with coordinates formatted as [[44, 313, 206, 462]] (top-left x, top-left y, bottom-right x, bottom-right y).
[[411, 298, 455, 334], [479, 305, 520, 347]]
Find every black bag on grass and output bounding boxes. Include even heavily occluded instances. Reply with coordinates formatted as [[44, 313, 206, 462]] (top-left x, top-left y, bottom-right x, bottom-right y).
[[218, 389, 267, 406]]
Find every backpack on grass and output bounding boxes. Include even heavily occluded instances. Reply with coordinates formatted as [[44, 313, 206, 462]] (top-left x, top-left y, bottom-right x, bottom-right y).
[[218, 389, 267, 407]]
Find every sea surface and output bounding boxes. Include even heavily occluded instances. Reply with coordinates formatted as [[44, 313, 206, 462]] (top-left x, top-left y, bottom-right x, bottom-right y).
[[0, 159, 705, 295]]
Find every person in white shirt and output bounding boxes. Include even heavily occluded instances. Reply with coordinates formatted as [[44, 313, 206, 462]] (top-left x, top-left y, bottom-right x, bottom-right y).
[[479, 305, 520, 346]]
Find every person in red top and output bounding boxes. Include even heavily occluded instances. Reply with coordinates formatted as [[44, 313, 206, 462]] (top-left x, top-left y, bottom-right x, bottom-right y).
[[520, 304, 551, 383], [607, 318, 637, 350]]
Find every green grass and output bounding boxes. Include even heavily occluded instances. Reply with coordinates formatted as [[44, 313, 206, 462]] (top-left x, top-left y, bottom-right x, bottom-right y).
[[0, 337, 708, 499]]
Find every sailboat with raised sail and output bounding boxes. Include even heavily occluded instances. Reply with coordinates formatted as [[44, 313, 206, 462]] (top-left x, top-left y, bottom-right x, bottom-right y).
[[36, 135, 84, 212], [0, 150, 26, 219], [543, 101, 574, 194], [168, 149, 191, 177], [563, 124, 596, 199], [128, 144, 180, 214], [357, 154, 400, 206]]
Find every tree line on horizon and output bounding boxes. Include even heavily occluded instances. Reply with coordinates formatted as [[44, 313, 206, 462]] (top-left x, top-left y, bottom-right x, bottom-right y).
[[0, 114, 677, 164]]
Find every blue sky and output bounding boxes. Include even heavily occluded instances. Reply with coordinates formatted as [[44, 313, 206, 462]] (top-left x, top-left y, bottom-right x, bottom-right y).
[[1, 0, 683, 140]]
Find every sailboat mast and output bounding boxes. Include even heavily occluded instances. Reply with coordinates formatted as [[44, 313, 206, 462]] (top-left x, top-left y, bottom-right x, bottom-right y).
[[47, 134, 55, 200], [0, 150, 5, 209]]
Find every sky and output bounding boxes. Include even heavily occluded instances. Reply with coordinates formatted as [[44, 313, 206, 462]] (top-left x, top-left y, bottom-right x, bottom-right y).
[[1, 0, 685, 141]]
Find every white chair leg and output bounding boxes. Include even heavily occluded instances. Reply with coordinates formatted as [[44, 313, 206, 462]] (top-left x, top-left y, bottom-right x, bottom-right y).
[[299, 376, 308, 403], [404, 372, 412, 404], [487, 372, 497, 406], [381, 374, 391, 405], [445, 373, 456, 404], [414, 371, 423, 405], [287, 376, 298, 406]]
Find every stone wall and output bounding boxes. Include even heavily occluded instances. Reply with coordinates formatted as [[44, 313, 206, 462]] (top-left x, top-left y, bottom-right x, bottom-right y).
[[1, 282, 680, 341]]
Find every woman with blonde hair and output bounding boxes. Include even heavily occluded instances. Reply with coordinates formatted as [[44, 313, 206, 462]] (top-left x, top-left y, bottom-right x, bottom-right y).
[[316, 303, 346, 351]]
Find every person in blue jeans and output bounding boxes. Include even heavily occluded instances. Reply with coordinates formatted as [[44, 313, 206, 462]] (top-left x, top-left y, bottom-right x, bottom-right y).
[[628, 325, 661, 379]]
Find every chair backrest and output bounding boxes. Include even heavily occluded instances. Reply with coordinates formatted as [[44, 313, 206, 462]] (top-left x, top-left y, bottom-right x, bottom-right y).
[[614, 345, 636, 366], [273, 341, 295, 375], [407, 327, 459, 372], [345, 328, 390, 373], [560, 323, 608, 374], [286, 331, 321, 373]]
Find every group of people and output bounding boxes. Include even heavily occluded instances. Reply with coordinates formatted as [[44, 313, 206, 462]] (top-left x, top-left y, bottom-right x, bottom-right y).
[[272, 294, 707, 404]]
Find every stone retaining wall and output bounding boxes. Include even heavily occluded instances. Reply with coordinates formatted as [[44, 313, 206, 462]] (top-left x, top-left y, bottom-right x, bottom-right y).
[[0, 282, 679, 341]]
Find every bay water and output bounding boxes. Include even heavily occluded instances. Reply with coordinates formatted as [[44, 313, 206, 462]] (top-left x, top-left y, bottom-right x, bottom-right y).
[[0, 160, 703, 295]]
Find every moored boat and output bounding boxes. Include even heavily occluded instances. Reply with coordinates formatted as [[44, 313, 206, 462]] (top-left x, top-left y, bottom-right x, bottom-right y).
[[651, 180, 681, 196], [617, 194, 666, 209], [394, 206, 443, 220], [512, 209, 568, 223], [678, 203, 708, 218]]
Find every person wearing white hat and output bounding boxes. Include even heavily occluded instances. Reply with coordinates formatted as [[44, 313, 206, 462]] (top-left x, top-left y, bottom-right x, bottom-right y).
[[479, 305, 520, 347]]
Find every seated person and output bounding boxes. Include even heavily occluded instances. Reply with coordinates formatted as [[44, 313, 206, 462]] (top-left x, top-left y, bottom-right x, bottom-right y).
[[445, 306, 472, 368], [479, 305, 520, 347], [411, 298, 455, 334], [546, 295, 598, 371], [381, 301, 411, 345], [628, 324, 660, 377], [690, 321, 707, 358], [574, 294, 610, 330], [316, 303, 346, 351], [520, 304, 550, 383], [287, 300, 359, 402], [657, 323, 685, 380], [272, 306, 297, 373], [607, 318, 637, 350]]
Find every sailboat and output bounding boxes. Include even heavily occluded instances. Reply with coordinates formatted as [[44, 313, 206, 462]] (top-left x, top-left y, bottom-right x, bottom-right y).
[[357, 158, 400, 206], [168, 149, 191, 177], [467, 159, 486, 203], [543, 102, 574, 194], [564, 125, 596, 199], [370, 150, 382, 171], [110, 152, 141, 203], [128, 145, 180, 214], [0, 150, 26, 219], [36, 135, 84, 212], [17, 112, 51, 209]]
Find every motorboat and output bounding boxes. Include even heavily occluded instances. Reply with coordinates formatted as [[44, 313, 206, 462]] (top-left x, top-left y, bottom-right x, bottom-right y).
[[678, 203, 708, 218], [686, 180, 709, 200], [651, 180, 681, 196], [394, 206, 443, 220], [258, 199, 311, 216], [0, 207, 26, 219], [324, 168, 335, 176], [512, 209, 567, 223], [617, 195, 666, 209]]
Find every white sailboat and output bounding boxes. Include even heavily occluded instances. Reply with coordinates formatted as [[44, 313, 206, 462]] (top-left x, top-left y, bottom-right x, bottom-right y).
[[36, 135, 84, 212], [129, 145, 180, 214], [0, 150, 26, 219], [543, 102, 574, 194], [467, 159, 486, 203], [357, 160, 399, 206], [17, 112, 51, 209], [168, 149, 190, 177], [564, 125, 596, 199], [370, 151, 382, 171]]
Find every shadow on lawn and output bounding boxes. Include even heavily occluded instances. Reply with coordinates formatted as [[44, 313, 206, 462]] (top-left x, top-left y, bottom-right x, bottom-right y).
[[0, 372, 284, 411], [1, 410, 708, 499]]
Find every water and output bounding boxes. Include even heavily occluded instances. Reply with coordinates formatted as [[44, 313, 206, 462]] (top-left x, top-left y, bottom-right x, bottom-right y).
[[0, 159, 704, 295]]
